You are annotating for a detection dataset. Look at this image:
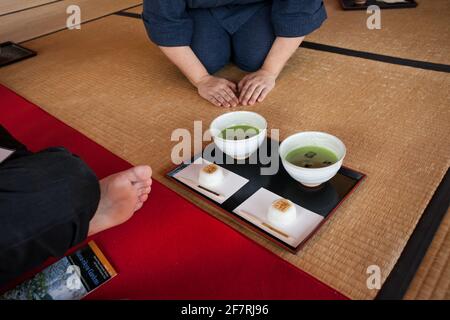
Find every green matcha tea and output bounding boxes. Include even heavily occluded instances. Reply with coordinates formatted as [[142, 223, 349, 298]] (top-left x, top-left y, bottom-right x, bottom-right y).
[[220, 125, 260, 140], [285, 146, 338, 168]]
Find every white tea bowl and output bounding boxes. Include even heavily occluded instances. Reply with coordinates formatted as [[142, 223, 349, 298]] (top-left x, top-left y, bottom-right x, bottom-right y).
[[279, 131, 346, 187], [210, 111, 267, 159]]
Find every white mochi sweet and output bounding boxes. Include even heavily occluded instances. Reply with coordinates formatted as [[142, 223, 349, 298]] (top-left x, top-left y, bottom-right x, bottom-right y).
[[198, 164, 224, 188], [267, 198, 297, 227]]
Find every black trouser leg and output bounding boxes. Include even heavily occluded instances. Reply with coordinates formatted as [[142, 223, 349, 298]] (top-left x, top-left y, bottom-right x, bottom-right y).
[[0, 126, 101, 286]]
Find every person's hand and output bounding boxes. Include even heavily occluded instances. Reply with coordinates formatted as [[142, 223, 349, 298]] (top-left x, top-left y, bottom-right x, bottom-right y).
[[196, 75, 239, 107], [238, 69, 276, 106]]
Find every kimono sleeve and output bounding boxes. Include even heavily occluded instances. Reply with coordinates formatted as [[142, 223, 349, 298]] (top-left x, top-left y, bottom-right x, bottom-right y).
[[142, 0, 194, 46], [271, 0, 327, 37]]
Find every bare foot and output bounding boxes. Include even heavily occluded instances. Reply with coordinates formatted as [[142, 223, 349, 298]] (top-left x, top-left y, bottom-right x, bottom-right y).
[[88, 165, 152, 235]]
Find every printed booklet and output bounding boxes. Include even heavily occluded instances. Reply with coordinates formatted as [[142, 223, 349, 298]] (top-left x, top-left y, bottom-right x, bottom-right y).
[[1, 241, 116, 300]]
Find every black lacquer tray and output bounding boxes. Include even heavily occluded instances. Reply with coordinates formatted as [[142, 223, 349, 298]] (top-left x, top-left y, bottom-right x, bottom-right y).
[[167, 138, 366, 252]]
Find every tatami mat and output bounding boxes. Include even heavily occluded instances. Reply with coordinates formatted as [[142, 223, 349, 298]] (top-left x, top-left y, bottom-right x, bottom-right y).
[[405, 208, 450, 299], [308, 0, 450, 65], [0, 0, 141, 43], [0, 14, 449, 300]]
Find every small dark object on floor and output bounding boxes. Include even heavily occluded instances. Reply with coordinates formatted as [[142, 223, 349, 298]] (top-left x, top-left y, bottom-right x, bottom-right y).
[[0, 42, 36, 68], [340, 0, 417, 10]]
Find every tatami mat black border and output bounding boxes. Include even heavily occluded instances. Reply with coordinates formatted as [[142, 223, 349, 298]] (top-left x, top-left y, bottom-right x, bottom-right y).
[[300, 41, 450, 73], [376, 167, 450, 300], [115, 11, 141, 19]]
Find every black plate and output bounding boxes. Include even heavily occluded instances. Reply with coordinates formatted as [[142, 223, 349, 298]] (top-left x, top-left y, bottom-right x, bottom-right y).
[[340, 0, 417, 10], [0, 42, 36, 68], [167, 138, 366, 252]]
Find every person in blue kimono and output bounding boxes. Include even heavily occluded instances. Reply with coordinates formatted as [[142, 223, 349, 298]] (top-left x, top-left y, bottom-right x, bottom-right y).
[[142, 0, 326, 107]]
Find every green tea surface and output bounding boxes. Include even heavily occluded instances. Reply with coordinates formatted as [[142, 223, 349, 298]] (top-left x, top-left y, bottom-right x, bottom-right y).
[[220, 125, 260, 140], [286, 146, 338, 168]]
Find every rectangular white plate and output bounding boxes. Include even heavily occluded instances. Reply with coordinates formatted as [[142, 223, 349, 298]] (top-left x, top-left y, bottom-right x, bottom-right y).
[[173, 158, 249, 204], [233, 188, 324, 247]]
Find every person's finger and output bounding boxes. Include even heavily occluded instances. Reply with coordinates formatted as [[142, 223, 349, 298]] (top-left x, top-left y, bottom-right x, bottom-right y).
[[223, 88, 239, 106], [249, 85, 264, 105], [257, 87, 271, 102], [220, 90, 233, 106], [208, 96, 222, 107], [241, 83, 258, 105], [224, 86, 237, 99], [226, 81, 237, 93], [230, 90, 240, 106], [239, 80, 252, 101], [215, 92, 230, 107], [238, 77, 248, 93]]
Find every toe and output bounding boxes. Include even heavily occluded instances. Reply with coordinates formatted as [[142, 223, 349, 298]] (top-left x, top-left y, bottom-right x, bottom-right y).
[[139, 193, 149, 202], [134, 181, 148, 189], [127, 165, 152, 183], [134, 201, 144, 212], [134, 178, 152, 189], [139, 187, 151, 195]]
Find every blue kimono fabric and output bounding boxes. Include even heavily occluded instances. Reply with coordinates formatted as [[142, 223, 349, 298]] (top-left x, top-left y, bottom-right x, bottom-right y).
[[143, 0, 327, 73]]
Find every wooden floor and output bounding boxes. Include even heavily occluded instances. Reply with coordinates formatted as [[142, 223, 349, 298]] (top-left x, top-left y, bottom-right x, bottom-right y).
[[0, 0, 59, 16], [0, 0, 142, 43]]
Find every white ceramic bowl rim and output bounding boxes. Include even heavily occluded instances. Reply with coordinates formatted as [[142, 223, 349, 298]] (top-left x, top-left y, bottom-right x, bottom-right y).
[[280, 131, 346, 171], [210, 111, 267, 144]]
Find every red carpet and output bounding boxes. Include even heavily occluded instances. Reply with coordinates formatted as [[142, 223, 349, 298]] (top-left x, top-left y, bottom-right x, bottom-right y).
[[0, 84, 346, 299]]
